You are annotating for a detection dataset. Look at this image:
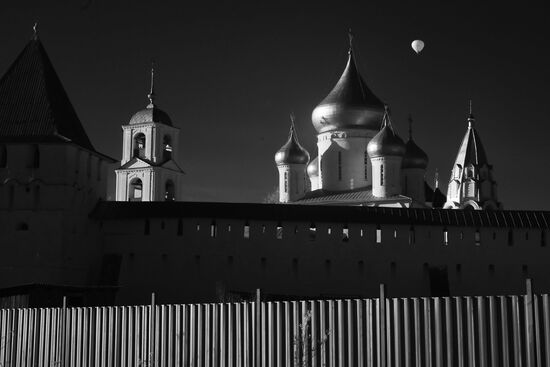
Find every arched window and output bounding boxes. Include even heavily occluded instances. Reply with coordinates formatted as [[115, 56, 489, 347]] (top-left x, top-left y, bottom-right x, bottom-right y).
[[129, 178, 143, 201], [163, 135, 172, 161], [133, 133, 146, 159], [164, 180, 175, 201], [0, 144, 6, 168]]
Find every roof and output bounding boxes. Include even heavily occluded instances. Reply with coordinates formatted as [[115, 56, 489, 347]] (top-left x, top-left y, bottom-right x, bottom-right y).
[[0, 37, 94, 151], [274, 123, 310, 165], [129, 105, 173, 126], [297, 186, 410, 205], [90, 201, 550, 229], [453, 117, 488, 169]]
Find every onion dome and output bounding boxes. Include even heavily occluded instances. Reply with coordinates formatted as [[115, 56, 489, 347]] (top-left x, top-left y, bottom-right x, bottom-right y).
[[367, 107, 405, 158], [129, 65, 173, 126], [307, 156, 319, 177], [311, 31, 385, 134], [275, 116, 310, 166], [402, 116, 428, 169]]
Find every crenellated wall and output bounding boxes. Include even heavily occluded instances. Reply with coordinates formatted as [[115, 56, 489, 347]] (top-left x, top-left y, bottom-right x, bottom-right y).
[[93, 203, 550, 305]]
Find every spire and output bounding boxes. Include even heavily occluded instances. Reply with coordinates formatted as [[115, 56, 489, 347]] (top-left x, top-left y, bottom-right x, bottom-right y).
[[467, 99, 475, 128], [147, 61, 155, 108], [32, 22, 38, 40], [381, 105, 391, 129], [289, 112, 297, 140], [348, 28, 354, 55], [408, 114, 413, 140]]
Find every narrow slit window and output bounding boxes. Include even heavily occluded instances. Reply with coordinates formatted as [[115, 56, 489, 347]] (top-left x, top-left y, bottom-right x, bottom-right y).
[[443, 228, 449, 245], [393, 228, 398, 239], [309, 224, 316, 241], [409, 226, 416, 245], [210, 221, 217, 238], [376, 226, 382, 244], [342, 226, 349, 242], [364, 151, 368, 181], [475, 230, 481, 246], [276, 223, 283, 240], [244, 222, 250, 239], [380, 165, 384, 186], [284, 172, 288, 193]]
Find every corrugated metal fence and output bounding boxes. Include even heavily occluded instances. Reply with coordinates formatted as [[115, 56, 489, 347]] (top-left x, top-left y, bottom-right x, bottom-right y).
[[0, 293, 549, 366]]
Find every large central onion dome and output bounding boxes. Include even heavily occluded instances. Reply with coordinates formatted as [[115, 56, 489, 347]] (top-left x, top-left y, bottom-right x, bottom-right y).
[[275, 121, 310, 165], [402, 116, 429, 169], [311, 35, 385, 134], [367, 107, 405, 158]]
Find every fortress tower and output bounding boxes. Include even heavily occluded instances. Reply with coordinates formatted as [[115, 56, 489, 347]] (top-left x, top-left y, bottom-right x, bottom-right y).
[[115, 67, 184, 202]]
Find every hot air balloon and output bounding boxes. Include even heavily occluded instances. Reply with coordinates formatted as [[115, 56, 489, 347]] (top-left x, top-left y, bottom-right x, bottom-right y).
[[411, 40, 424, 54]]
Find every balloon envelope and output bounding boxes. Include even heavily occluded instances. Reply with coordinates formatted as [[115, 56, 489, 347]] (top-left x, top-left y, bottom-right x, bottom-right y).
[[411, 40, 424, 54]]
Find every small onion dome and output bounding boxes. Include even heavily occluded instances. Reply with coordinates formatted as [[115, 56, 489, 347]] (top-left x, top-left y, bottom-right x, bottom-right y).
[[311, 39, 385, 134], [274, 123, 310, 165], [307, 156, 319, 177], [402, 140, 429, 169], [367, 107, 405, 158], [129, 105, 173, 126]]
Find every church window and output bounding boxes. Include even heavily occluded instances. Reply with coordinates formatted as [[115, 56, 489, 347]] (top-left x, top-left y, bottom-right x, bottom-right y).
[[163, 135, 172, 161], [165, 180, 175, 201], [475, 230, 481, 246], [380, 165, 384, 186], [443, 228, 449, 245], [129, 178, 143, 201], [342, 225, 349, 242], [133, 133, 146, 159], [364, 151, 368, 180], [0, 145, 6, 168], [284, 172, 288, 193], [338, 151, 342, 181], [376, 225, 382, 244], [210, 221, 217, 238]]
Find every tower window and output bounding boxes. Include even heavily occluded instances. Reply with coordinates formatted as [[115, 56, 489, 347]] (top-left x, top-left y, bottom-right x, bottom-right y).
[[0, 145, 6, 168], [284, 172, 288, 193], [443, 228, 449, 245], [210, 221, 217, 238], [475, 230, 481, 246], [276, 223, 283, 240], [364, 151, 368, 180], [129, 178, 143, 201], [380, 165, 384, 186], [163, 135, 173, 161], [133, 133, 146, 159], [338, 151, 342, 181], [164, 180, 175, 201], [244, 222, 250, 239], [342, 225, 349, 242]]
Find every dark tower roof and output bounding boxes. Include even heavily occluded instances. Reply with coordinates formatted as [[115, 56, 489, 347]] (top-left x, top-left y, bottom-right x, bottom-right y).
[[0, 36, 95, 151], [452, 112, 488, 168]]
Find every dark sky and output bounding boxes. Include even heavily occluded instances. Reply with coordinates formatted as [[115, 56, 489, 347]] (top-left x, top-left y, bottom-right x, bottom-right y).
[[1, 1, 548, 209]]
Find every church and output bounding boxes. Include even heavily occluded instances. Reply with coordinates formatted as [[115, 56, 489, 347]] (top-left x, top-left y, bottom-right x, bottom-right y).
[[0, 31, 546, 308]]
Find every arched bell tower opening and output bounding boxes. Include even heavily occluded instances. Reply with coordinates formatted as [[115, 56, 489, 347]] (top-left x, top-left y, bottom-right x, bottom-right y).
[[129, 178, 143, 202], [163, 135, 172, 162], [133, 133, 146, 159]]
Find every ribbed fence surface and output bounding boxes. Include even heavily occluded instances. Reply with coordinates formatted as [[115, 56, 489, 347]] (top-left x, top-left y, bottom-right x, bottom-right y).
[[1, 294, 549, 366]]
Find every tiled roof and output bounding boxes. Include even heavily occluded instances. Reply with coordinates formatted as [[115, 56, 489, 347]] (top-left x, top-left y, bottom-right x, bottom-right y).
[[0, 37, 94, 151], [297, 187, 410, 205], [90, 201, 550, 229]]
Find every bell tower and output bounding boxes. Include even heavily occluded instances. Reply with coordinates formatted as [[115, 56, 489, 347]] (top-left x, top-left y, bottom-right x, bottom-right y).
[[115, 66, 184, 202]]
